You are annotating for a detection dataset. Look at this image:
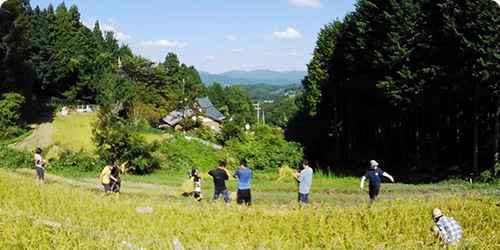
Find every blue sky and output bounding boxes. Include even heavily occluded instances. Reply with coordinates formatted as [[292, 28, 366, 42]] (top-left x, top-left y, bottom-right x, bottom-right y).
[[22, 0, 356, 74]]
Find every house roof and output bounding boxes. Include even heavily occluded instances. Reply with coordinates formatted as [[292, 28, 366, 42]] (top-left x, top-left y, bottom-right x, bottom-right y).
[[162, 109, 193, 126], [196, 97, 225, 122], [162, 97, 225, 126]]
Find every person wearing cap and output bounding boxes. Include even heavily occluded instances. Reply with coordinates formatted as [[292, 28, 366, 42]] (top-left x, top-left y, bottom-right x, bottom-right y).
[[360, 160, 394, 201], [430, 208, 462, 246], [293, 159, 313, 204], [233, 159, 253, 206], [209, 161, 230, 206], [34, 147, 46, 184]]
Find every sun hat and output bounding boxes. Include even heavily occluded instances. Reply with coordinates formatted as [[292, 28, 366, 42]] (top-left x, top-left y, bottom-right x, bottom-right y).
[[370, 160, 379, 168], [432, 208, 443, 219]]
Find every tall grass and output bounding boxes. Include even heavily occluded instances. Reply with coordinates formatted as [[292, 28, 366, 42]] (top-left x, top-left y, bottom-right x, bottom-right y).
[[52, 113, 96, 152], [1, 169, 500, 249]]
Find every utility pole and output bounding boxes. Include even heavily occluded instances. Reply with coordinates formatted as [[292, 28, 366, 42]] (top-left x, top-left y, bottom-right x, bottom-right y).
[[253, 102, 260, 124]]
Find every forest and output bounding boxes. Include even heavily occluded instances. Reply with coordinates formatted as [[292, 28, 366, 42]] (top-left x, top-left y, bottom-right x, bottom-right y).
[[1, 0, 500, 182], [287, 0, 500, 181]]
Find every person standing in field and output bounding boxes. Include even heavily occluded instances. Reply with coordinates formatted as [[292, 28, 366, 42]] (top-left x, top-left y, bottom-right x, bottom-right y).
[[110, 161, 126, 193], [360, 160, 394, 202], [99, 158, 115, 195], [209, 161, 230, 206], [430, 208, 463, 246], [293, 159, 313, 204], [34, 147, 46, 184], [233, 159, 253, 206]]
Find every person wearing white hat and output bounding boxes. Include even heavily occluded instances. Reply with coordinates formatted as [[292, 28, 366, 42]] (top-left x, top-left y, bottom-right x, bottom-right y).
[[430, 208, 462, 246], [360, 160, 394, 201]]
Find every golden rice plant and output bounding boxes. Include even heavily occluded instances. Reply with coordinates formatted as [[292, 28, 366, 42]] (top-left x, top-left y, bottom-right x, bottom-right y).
[[182, 178, 195, 193], [275, 165, 297, 183], [2, 169, 500, 249]]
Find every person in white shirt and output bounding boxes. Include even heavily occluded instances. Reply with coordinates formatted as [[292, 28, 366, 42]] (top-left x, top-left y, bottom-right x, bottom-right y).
[[34, 148, 46, 184]]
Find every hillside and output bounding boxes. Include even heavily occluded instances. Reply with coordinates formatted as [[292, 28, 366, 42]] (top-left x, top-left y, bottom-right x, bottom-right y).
[[198, 70, 307, 86]]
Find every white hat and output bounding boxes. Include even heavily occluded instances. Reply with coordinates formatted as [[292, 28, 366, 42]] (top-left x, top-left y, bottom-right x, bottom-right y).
[[370, 160, 379, 168], [432, 208, 443, 219]]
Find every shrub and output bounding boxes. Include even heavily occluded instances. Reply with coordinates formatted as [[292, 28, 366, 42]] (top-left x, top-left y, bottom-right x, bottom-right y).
[[225, 124, 303, 170], [156, 135, 225, 172], [48, 149, 99, 172], [0, 146, 32, 169], [92, 106, 159, 174]]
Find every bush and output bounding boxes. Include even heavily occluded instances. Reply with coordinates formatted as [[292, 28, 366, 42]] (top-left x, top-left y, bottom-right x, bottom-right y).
[[0, 146, 32, 169], [93, 107, 160, 174], [48, 149, 100, 172], [225, 124, 303, 170], [475, 170, 495, 184], [156, 135, 226, 172]]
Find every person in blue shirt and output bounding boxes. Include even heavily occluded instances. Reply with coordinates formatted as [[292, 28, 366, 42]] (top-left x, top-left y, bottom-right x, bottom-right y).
[[360, 160, 394, 202], [233, 159, 253, 206], [293, 159, 313, 204]]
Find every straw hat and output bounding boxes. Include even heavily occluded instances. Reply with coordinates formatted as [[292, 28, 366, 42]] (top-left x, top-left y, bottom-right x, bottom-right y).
[[432, 208, 443, 219]]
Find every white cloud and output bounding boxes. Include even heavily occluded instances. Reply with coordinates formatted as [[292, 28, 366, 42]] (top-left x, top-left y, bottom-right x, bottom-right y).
[[107, 18, 119, 25], [202, 55, 215, 62], [141, 39, 188, 48], [81, 18, 132, 40], [258, 27, 302, 41], [100, 23, 114, 31], [274, 27, 302, 39], [231, 48, 244, 52], [288, 0, 322, 8], [114, 32, 132, 40], [225, 35, 237, 40]]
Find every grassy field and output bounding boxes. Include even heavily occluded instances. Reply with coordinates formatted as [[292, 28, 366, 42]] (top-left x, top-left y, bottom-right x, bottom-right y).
[[8, 112, 500, 249], [2, 168, 500, 249], [51, 113, 96, 152]]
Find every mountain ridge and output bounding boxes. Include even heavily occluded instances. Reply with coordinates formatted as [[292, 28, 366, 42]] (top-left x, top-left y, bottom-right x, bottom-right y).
[[198, 69, 307, 86]]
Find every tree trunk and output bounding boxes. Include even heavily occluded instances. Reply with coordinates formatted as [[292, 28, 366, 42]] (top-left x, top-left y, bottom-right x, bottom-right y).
[[493, 100, 499, 174], [473, 103, 478, 175]]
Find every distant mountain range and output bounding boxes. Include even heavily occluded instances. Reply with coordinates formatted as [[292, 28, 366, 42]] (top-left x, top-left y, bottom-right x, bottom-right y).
[[198, 69, 307, 86]]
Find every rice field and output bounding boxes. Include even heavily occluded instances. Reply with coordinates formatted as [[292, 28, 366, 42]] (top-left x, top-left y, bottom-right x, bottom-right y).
[[1, 169, 500, 249]]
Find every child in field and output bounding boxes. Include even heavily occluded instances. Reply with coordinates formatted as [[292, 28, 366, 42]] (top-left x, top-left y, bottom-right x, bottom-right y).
[[188, 166, 203, 201], [34, 147, 46, 184], [359, 160, 394, 202], [99, 158, 115, 195], [193, 175, 203, 201]]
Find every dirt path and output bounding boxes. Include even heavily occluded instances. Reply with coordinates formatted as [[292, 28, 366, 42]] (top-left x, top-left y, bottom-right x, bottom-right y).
[[9, 122, 55, 151], [13, 168, 181, 197]]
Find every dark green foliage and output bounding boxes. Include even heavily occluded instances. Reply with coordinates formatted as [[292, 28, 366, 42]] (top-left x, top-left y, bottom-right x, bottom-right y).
[[92, 106, 159, 174], [261, 96, 299, 127], [226, 124, 303, 170], [48, 149, 99, 172], [0, 145, 32, 169], [0, 93, 26, 139], [237, 84, 302, 101], [291, 0, 500, 179], [156, 135, 225, 171], [206, 83, 255, 126]]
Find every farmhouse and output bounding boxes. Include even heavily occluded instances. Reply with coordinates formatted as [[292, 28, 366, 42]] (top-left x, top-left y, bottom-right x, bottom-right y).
[[161, 97, 226, 132]]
